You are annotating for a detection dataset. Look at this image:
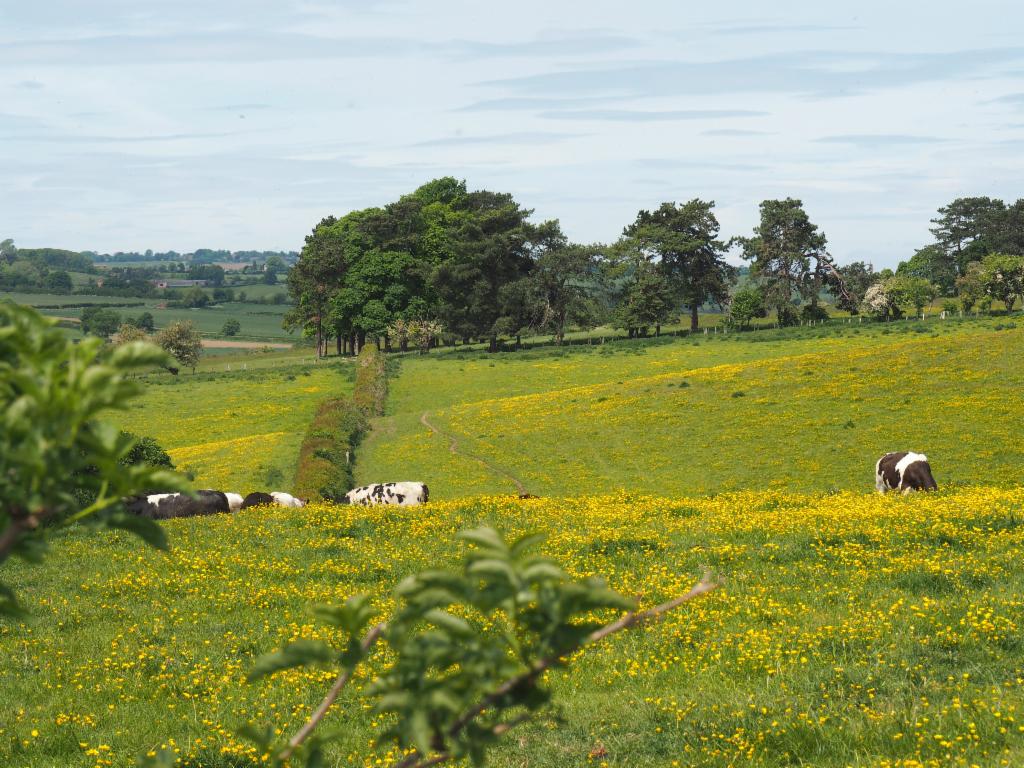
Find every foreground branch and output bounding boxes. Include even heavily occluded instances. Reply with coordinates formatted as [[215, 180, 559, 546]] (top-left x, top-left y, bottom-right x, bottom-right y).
[[397, 576, 719, 768], [278, 622, 387, 763]]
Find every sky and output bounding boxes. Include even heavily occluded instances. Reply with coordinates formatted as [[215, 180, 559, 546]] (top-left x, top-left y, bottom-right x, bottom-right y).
[[2, 0, 1023, 267]]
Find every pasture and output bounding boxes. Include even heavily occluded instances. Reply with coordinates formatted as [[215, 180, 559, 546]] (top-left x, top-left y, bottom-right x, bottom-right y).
[[3, 291, 297, 342], [3, 316, 1024, 767], [113, 361, 353, 491], [3, 489, 1024, 767], [357, 316, 1024, 498]]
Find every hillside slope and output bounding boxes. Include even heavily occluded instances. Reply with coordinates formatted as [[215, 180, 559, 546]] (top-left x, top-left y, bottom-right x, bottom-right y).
[[358, 320, 1024, 497]]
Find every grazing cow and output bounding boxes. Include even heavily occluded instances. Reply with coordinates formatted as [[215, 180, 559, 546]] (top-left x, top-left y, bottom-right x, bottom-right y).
[[343, 482, 429, 507], [270, 491, 306, 508], [875, 452, 938, 494], [240, 491, 306, 509], [240, 491, 274, 510], [126, 490, 231, 519]]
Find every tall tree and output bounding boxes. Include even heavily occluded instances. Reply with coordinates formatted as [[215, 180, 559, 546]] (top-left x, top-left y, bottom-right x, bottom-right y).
[[285, 216, 350, 356], [531, 241, 599, 344], [988, 199, 1024, 256], [740, 198, 828, 324], [833, 261, 876, 314], [608, 239, 674, 337], [623, 200, 735, 331], [428, 189, 536, 351], [929, 196, 1006, 274]]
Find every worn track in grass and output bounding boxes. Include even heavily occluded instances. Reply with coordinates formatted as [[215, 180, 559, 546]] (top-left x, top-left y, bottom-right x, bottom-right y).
[[420, 410, 530, 496]]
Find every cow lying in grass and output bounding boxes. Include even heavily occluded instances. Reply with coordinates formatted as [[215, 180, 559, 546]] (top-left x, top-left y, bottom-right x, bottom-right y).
[[127, 490, 238, 519], [343, 482, 429, 506], [240, 491, 307, 509], [875, 452, 938, 494]]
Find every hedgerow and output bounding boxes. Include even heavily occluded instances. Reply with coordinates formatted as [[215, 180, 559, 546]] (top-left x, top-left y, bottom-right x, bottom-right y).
[[293, 344, 390, 500]]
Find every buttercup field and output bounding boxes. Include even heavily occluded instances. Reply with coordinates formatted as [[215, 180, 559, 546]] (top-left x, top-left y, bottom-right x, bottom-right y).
[[3, 2, 1024, 767]]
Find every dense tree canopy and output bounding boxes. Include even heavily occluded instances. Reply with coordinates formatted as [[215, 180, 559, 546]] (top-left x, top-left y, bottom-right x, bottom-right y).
[[739, 198, 829, 325], [622, 199, 735, 331]]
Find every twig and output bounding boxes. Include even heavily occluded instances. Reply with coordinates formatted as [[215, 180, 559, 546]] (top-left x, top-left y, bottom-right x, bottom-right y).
[[278, 622, 386, 763], [394, 576, 719, 768], [447, 577, 718, 738]]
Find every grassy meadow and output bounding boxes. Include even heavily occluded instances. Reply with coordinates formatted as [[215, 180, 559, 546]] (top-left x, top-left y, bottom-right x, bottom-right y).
[[113, 360, 353, 492], [3, 314, 1024, 767], [3, 489, 1024, 767], [357, 316, 1024, 498]]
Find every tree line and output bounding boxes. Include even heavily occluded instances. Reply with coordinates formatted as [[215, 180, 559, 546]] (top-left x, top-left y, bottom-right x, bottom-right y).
[[885, 196, 1024, 316], [286, 178, 866, 355]]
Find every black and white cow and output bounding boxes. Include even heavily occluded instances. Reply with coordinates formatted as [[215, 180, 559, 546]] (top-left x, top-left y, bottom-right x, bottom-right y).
[[240, 491, 274, 510], [875, 452, 938, 494], [240, 491, 307, 510], [126, 490, 235, 519], [343, 482, 429, 507], [270, 491, 306, 508]]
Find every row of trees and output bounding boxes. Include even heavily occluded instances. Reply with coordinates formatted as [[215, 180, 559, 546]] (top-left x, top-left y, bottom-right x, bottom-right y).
[[0, 240, 91, 293], [887, 196, 1024, 300], [287, 178, 857, 354]]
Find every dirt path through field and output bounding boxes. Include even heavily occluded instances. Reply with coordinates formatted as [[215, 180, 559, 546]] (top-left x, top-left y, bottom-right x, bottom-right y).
[[420, 411, 530, 496], [201, 339, 293, 349]]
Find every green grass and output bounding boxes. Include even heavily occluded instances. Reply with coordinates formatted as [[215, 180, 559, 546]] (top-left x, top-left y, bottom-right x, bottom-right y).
[[4, 311, 1024, 767], [3, 489, 1024, 766], [358, 314, 1024, 498], [2, 291, 298, 341], [113, 360, 354, 491]]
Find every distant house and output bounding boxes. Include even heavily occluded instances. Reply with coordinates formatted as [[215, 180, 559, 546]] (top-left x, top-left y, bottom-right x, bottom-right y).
[[152, 279, 208, 289]]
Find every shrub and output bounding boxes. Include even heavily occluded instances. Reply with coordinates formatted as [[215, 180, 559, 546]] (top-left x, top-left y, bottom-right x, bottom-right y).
[[728, 285, 767, 329], [293, 344, 390, 501], [353, 344, 387, 417], [156, 320, 203, 373], [80, 306, 122, 338], [800, 302, 830, 322], [112, 323, 148, 346], [0, 304, 189, 616], [292, 398, 366, 501], [221, 319, 241, 337]]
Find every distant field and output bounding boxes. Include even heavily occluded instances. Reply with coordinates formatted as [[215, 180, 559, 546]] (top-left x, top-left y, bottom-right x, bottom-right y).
[[1, 290, 298, 341], [4, 488, 1024, 767], [358, 316, 1024, 498], [114, 360, 353, 491]]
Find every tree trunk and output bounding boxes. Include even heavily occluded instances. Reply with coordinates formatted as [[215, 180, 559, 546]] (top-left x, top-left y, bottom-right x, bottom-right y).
[[515, 334, 521, 350], [489, 335, 497, 353], [358, 329, 366, 351], [316, 318, 323, 358], [400, 338, 408, 353], [690, 304, 699, 332], [655, 323, 661, 337], [336, 334, 342, 355]]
